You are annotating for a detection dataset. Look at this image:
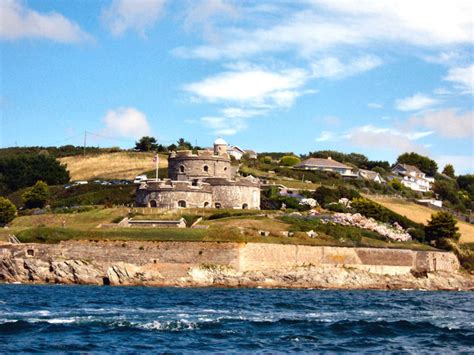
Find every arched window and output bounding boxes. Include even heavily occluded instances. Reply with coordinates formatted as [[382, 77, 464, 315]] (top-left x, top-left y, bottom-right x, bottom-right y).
[[242, 203, 248, 209], [178, 200, 187, 208], [203, 165, 209, 172], [224, 167, 228, 171], [149, 200, 157, 208], [179, 165, 185, 173], [214, 202, 222, 209], [203, 202, 210, 208]]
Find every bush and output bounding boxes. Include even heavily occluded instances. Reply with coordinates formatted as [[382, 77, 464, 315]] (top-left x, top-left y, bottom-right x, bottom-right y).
[[22, 181, 50, 209], [425, 212, 460, 245], [0, 197, 17, 226], [279, 155, 301, 166]]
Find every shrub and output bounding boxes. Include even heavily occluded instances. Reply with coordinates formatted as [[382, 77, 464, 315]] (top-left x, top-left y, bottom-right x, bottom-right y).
[[22, 181, 50, 209], [0, 197, 17, 226], [279, 155, 301, 166], [425, 212, 460, 245]]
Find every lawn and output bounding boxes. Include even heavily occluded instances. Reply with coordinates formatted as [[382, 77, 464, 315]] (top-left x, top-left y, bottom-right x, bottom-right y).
[[58, 152, 168, 180], [370, 197, 474, 244]]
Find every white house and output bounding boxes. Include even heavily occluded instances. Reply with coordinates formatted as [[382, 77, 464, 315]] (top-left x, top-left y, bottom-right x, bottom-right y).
[[358, 169, 385, 184], [391, 163, 434, 192], [294, 157, 357, 178]]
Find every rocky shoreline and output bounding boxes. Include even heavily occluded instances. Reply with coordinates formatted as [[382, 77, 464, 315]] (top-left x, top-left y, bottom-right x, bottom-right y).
[[1, 240, 472, 290], [1, 256, 473, 291]]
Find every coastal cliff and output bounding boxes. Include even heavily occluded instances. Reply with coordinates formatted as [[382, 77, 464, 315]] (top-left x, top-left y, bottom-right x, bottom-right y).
[[0, 241, 472, 290]]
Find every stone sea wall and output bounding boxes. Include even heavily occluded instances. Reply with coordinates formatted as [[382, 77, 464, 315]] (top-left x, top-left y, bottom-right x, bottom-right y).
[[0, 241, 468, 289]]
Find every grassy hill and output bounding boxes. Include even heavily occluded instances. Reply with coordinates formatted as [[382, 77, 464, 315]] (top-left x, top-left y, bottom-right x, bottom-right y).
[[369, 197, 474, 244], [58, 152, 168, 181]]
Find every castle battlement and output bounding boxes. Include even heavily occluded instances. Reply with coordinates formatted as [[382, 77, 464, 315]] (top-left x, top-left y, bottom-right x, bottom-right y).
[[169, 149, 229, 159]]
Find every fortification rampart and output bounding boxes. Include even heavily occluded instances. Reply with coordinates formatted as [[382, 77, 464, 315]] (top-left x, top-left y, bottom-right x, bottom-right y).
[[0, 241, 459, 275]]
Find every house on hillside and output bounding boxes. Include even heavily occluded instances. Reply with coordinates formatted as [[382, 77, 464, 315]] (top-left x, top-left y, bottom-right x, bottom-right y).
[[227, 146, 258, 160], [391, 163, 434, 192], [358, 169, 385, 184], [294, 157, 357, 178]]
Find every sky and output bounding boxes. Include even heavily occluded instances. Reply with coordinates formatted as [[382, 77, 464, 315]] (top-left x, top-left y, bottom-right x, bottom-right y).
[[0, 0, 473, 173]]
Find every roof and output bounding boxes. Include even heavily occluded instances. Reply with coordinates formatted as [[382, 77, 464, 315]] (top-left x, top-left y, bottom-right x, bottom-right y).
[[294, 157, 352, 170], [393, 163, 423, 175], [214, 137, 227, 145], [228, 145, 245, 153]]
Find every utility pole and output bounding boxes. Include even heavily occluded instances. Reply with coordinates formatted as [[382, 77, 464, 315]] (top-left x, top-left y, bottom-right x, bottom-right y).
[[83, 131, 87, 158]]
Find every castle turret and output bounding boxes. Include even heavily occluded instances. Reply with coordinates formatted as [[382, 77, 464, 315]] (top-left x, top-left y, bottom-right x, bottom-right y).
[[213, 137, 227, 155]]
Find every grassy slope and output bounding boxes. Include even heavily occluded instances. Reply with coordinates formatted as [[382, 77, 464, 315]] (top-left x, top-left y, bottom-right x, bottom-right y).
[[58, 152, 168, 180], [2, 207, 434, 251], [369, 197, 474, 244]]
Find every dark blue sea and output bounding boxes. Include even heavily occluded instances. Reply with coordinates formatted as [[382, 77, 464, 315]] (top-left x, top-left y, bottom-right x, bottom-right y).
[[0, 285, 472, 353]]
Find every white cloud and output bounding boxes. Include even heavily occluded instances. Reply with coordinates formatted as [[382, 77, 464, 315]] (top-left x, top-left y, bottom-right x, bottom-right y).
[[311, 56, 382, 79], [368, 102, 383, 109], [443, 64, 474, 94], [174, 0, 473, 60], [102, 107, 151, 138], [315, 131, 335, 142], [219, 107, 265, 118], [0, 0, 90, 43], [408, 109, 474, 139], [102, 0, 166, 36], [346, 125, 432, 153], [395, 93, 439, 111], [183, 0, 238, 42], [200, 116, 246, 135], [184, 67, 309, 108]]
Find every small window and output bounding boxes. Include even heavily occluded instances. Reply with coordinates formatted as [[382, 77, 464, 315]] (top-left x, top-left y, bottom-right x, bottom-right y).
[[203, 165, 209, 172], [224, 167, 228, 171], [27, 249, 35, 257], [242, 203, 248, 209], [149, 200, 157, 208], [204, 202, 210, 208], [192, 179, 199, 186], [178, 200, 187, 208], [214, 202, 222, 209], [179, 165, 185, 173]]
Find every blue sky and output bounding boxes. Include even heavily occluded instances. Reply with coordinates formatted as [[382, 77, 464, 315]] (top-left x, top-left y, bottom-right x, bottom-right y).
[[0, 0, 473, 173]]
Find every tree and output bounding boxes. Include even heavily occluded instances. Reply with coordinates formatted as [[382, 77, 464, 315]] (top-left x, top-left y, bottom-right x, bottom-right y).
[[279, 155, 301, 166], [176, 138, 192, 150], [0, 154, 70, 193], [433, 180, 459, 205], [442, 164, 455, 178], [0, 197, 16, 226], [22, 181, 50, 209], [388, 179, 404, 191], [425, 212, 460, 245], [396, 152, 438, 176], [134, 136, 159, 152]]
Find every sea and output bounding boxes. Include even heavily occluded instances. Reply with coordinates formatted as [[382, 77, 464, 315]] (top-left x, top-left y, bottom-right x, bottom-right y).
[[0, 285, 472, 353]]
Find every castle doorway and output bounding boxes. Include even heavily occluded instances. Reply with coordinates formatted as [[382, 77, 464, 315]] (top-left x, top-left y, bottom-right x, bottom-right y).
[[204, 202, 210, 208], [242, 203, 248, 209], [178, 200, 187, 208], [149, 200, 157, 207], [214, 202, 222, 209]]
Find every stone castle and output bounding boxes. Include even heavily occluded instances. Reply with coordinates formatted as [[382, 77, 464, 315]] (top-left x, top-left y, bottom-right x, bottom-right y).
[[136, 138, 260, 209]]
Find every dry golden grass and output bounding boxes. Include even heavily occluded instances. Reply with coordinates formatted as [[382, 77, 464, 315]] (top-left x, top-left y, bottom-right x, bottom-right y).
[[59, 152, 168, 180], [370, 197, 474, 244]]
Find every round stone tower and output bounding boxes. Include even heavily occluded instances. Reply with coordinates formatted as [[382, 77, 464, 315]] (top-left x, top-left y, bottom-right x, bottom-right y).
[[213, 137, 228, 155]]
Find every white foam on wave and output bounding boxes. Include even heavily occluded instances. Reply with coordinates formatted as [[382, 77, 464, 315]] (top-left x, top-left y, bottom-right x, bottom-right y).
[[137, 319, 198, 331]]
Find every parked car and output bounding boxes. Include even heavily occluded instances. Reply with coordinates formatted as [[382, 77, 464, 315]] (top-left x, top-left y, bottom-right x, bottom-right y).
[[133, 175, 148, 184]]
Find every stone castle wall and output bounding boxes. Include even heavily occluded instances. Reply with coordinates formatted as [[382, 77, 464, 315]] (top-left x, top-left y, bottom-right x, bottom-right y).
[[168, 150, 232, 180], [211, 184, 260, 209], [1, 241, 460, 276]]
